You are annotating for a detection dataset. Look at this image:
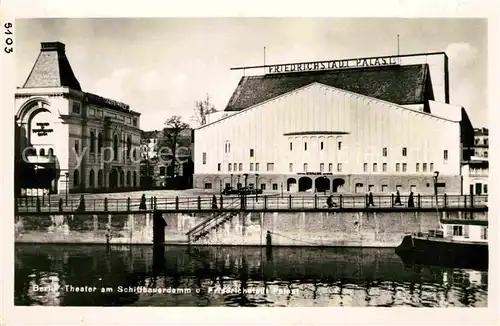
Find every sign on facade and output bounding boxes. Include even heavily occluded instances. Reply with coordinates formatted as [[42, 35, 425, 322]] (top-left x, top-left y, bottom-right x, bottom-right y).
[[267, 56, 398, 74]]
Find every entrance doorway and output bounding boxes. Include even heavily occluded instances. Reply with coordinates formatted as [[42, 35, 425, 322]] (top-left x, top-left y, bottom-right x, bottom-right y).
[[332, 178, 345, 193], [298, 177, 313, 192], [109, 169, 118, 188], [287, 178, 297, 192], [475, 183, 482, 195], [315, 177, 330, 193]]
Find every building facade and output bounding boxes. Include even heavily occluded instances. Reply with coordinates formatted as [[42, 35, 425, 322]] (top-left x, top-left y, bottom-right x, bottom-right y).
[[140, 129, 194, 188], [15, 42, 141, 196], [461, 127, 489, 195], [194, 55, 473, 194]]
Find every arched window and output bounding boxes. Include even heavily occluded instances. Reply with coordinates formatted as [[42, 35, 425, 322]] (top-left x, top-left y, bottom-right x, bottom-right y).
[[73, 169, 80, 187], [127, 135, 132, 157], [48, 148, 54, 157], [113, 134, 119, 161], [39, 148, 45, 156], [120, 170, 124, 187], [90, 132, 96, 153], [98, 133, 103, 153], [133, 171, 137, 187], [98, 169, 103, 187], [126, 171, 131, 186], [89, 169, 95, 188]]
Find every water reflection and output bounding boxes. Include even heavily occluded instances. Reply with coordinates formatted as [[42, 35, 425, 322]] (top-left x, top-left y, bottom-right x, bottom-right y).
[[15, 244, 487, 307]]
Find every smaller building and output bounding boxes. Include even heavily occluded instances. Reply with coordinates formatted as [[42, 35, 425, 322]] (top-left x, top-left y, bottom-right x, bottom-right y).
[[473, 128, 489, 158], [140, 128, 194, 188]]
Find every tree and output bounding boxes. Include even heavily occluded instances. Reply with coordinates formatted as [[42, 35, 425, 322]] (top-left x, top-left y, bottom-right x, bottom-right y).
[[160, 116, 190, 178], [192, 93, 217, 126]]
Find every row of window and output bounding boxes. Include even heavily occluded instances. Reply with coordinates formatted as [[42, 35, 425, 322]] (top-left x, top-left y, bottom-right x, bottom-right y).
[[214, 146, 449, 164], [214, 161, 439, 174], [363, 162, 435, 173], [72, 102, 138, 127], [450, 225, 488, 240], [290, 141, 343, 151], [73, 169, 138, 188], [205, 182, 279, 191]]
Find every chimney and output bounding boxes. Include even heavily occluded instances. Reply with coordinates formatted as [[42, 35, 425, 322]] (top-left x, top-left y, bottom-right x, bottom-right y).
[[40, 42, 66, 52]]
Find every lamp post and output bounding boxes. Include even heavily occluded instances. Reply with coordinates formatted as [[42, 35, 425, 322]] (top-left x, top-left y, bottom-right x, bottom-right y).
[[65, 172, 69, 206], [237, 175, 241, 189], [433, 171, 439, 196], [230, 174, 233, 188], [255, 174, 259, 203], [243, 173, 248, 208], [280, 182, 283, 199]]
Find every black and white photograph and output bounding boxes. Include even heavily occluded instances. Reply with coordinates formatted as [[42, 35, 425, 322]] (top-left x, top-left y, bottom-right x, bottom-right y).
[[1, 1, 497, 324]]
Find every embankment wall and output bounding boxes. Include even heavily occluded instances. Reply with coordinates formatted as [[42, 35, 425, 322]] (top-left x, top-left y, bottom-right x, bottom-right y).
[[14, 210, 486, 247]]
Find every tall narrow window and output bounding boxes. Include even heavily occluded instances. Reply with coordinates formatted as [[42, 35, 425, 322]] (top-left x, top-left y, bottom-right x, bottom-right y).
[[217, 163, 221, 171], [250, 163, 254, 171], [239, 163, 243, 171], [303, 163, 308, 173], [416, 163, 420, 172], [228, 163, 232, 172], [320, 163, 324, 172], [423, 163, 427, 172], [382, 147, 388, 157], [289, 163, 293, 172], [337, 163, 342, 172], [320, 142, 324, 150], [113, 134, 118, 160], [304, 142, 307, 151], [224, 143, 227, 153], [255, 163, 260, 171], [363, 163, 368, 172], [328, 163, 333, 172], [90, 131, 96, 153], [443, 150, 448, 162], [402, 147, 407, 156], [373, 163, 377, 172], [402, 163, 407, 172], [430, 163, 434, 172], [382, 163, 387, 172], [250, 149, 254, 157], [202, 152, 207, 164], [74, 140, 80, 154], [98, 133, 103, 153], [396, 163, 401, 172], [234, 162, 237, 171], [338, 141, 342, 150], [289, 142, 293, 151]]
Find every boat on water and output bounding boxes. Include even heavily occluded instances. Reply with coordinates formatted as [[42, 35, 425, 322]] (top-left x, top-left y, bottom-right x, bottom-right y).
[[395, 216, 489, 271]]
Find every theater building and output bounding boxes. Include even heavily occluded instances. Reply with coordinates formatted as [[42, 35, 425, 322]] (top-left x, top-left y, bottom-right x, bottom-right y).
[[193, 53, 475, 194], [15, 42, 142, 196]]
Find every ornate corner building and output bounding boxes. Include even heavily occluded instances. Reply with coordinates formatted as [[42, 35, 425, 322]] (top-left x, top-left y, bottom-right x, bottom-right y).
[[15, 42, 142, 196]]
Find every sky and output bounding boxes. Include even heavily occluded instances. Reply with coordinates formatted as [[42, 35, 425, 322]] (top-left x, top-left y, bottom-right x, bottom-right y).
[[15, 18, 488, 130]]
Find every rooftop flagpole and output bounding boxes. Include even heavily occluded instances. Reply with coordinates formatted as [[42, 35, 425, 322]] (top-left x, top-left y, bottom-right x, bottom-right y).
[[397, 34, 400, 64], [264, 46, 266, 74]]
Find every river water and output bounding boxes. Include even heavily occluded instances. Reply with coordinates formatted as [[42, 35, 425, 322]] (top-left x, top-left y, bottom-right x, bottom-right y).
[[14, 244, 487, 307]]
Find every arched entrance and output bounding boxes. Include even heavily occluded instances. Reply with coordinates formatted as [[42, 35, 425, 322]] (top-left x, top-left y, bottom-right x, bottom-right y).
[[109, 169, 118, 188], [287, 178, 297, 192], [315, 177, 330, 193], [332, 178, 345, 193], [298, 177, 313, 192]]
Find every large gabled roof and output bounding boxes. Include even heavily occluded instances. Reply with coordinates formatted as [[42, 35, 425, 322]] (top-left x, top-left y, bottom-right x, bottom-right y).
[[23, 42, 82, 91], [225, 63, 433, 111]]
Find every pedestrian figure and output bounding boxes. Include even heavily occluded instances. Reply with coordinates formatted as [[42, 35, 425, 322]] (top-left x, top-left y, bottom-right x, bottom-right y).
[[368, 192, 375, 207], [326, 195, 334, 208], [395, 190, 402, 206], [212, 195, 218, 209], [408, 191, 415, 208], [139, 194, 147, 210], [76, 195, 85, 212]]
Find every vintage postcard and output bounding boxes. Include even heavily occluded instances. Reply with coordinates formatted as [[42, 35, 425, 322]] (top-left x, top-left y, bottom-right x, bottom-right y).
[[0, 0, 497, 325]]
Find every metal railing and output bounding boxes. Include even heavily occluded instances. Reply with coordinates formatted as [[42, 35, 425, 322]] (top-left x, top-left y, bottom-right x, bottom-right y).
[[15, 194, 488, 213]]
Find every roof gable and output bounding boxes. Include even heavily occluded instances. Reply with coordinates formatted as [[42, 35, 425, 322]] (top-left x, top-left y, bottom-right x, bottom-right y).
[[225, 64, 433, 111]]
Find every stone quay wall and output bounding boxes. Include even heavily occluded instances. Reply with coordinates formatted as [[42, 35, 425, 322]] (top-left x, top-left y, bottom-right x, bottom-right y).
[[14, 210, 486, 247]]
